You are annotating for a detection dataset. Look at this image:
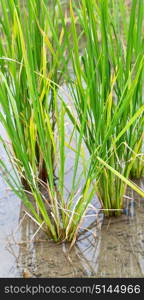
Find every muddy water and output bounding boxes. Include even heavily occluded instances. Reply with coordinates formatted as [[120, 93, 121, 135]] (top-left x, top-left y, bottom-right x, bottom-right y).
[[0, 124, 20, 277], [0, 179, 143, 278], [0, 182, 20, 277], [0, 103, 144, 278]]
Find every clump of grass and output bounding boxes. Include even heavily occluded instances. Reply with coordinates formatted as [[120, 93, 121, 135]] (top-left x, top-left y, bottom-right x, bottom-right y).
[[130, 154, 144, 179], [0, 82, 94, 242], [0, 0, 95, 243], [0, 0, 70, 186], [63, 0, 144, 216], [0, 0, 144, 246], [116, 0, 144, 180]]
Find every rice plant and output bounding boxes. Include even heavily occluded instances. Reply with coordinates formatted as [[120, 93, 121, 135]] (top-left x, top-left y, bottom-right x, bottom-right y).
[[0, 0, 144, 246], [0, 0, 71, 186], [0, 80, 95, 242], [0, 0, 95, 242], [110, 0, 144, 180], [63, 0, 144, 216]]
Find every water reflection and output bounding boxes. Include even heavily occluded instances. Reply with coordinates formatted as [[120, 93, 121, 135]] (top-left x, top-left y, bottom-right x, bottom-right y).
[[16, 179, 144, 278], [75, 179, 144, 278], [0, 123, 20, 277]]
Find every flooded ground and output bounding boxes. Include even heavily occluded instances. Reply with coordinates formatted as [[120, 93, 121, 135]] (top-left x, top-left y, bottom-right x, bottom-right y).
[[0, 91, 144, 278], [0, 0, 143, 279], [0, 101, 144, 278], [0, 176, 144, 278], [0, 184, 20, 277], [0, 123, 20, 277]]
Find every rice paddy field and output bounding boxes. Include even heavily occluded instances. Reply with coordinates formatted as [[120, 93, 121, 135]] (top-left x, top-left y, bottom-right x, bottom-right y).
[[0, 0, 144, 278]]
